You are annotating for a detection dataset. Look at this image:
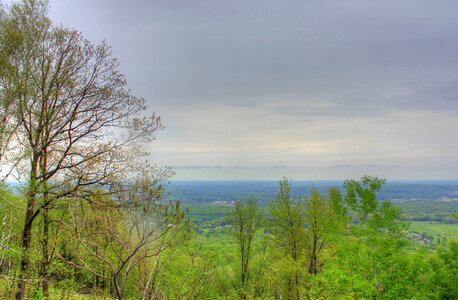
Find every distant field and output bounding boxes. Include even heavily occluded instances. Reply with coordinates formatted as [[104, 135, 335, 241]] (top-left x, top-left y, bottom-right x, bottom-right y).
[[168, 180, 458, 204], [408, 221, 458, 237]]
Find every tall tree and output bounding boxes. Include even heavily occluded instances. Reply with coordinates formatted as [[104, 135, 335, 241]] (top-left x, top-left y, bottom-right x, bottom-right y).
[[0, 1, 163, 298], [267, 178, 306, 299], [342, 176, 407, 298], [303, 187, 345, 275], [226, 196, 263, 298], [0, 1, 23, 175]]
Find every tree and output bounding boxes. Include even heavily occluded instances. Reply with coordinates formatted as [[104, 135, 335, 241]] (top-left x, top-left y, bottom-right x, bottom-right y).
[[267, 178, 306, 299], [343, 175, 387, 225], [0, 2, 22, 174], [54, 175, 191, 299], [341, 176, 407, 298], [0, 1, 164, 298], [225, 196, 263, 298], [303, 187, 345, 275]]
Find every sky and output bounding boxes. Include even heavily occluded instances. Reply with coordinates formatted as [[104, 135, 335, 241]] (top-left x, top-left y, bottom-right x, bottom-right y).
[[42, 0, 458, 180]]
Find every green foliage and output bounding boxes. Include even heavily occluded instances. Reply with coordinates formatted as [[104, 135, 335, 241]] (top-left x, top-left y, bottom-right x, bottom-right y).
[[428, 240, 458, 299], [345, 176, 406, 235], [1, 175, 458, 298], [226, 196, 263, 296], [268, 178, 306, 259], [344, 176, 386, 222], [2, 0, 456, 299], [267, 178, 307, 298], [303, 187, 345, 275]]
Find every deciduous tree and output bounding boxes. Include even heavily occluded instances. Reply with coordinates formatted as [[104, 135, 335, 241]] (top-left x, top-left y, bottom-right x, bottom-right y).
[[55, 173, 191, 299], [0, 1, 164, 298], [342, 176, 407, 298], [303, 187, 345, 275], [226, 196, 263, 297], [267, 178, 306, 299]]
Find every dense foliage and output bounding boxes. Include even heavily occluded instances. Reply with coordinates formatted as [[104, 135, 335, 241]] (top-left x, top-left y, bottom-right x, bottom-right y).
[[3, 175, 456, 299]]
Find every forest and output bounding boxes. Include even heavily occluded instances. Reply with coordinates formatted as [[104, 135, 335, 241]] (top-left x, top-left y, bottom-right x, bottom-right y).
[[0, 1, 457, 299]]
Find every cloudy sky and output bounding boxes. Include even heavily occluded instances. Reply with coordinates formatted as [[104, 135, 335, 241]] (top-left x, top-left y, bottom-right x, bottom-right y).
[[46, 0, 458, 180]]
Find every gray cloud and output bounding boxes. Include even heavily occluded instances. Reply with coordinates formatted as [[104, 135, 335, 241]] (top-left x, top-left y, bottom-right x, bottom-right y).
[[174, 164, 401, 170], [47, 0, 458, 180], [173, 165, 295, 170], [331, 165, 401, 169], [173, 165, 224, 170], [49, 0, 458, 107]]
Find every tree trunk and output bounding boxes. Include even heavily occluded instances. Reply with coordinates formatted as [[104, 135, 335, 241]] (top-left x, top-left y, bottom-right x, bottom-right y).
[[16, 158, 39, 300], [41, 152, 50, 299], [16, 195, 36, 299], [42, 205, 50, 299]]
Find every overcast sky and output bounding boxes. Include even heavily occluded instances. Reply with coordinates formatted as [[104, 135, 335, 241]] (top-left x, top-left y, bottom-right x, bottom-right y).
[[45, 0, 458, 180]]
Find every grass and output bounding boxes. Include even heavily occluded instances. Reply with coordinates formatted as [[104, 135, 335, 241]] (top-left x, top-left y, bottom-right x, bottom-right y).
[[408, 221, 458, 237]]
